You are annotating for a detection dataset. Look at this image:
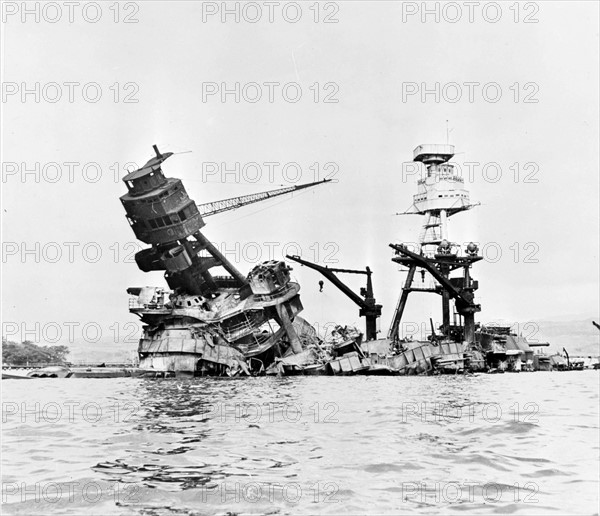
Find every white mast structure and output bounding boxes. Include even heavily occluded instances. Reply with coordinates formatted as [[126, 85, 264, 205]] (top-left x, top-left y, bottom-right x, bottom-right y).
[[402, 144, 476, 257]]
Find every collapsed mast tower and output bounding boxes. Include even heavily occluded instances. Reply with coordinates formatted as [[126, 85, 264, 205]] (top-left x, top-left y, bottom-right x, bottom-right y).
[[388, 144, 482, 344], [119, 145, 329, 374], [120, 145, 248, 296]]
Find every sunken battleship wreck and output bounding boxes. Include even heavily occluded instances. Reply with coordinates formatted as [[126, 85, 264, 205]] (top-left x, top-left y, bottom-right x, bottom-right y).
[[120, 144, 534, 377]]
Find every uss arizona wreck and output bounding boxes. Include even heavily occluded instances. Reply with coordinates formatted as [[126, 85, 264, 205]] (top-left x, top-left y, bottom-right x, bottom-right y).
[[119, 143, 543, 376]]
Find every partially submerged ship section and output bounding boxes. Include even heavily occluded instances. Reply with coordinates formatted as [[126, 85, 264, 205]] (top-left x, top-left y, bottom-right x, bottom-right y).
[[120, 146, 326, 375]]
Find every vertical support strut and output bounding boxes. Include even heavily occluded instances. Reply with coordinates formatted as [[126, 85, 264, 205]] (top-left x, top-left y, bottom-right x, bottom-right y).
[[389, 265, 417, 341], [463, 312, 475, 344], [365, 315, 378, 343], [442, 289, 451, 335], [439, 209, 448, 241], [440, 261, 450, 335]]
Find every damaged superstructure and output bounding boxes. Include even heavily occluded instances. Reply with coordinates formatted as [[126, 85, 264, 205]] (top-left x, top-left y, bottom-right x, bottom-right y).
[[120, 146, 328, 375], [276, 143, 489, 375]]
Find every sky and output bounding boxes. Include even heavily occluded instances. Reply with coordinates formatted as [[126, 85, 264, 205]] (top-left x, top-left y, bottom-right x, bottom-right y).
[[2, 1, 599, 351]]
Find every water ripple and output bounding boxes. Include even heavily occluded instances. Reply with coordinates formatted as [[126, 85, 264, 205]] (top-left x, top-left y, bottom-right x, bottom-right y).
[[2, 372, 599, 515]]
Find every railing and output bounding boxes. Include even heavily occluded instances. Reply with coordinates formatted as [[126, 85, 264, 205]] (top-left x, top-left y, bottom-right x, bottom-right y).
[[413, 144, 455, 159], [253, 283, 295, 302], [238, 331, 276, 353], [222, 312, 265, 340], [128, 298, 167, 311], [213, 276, 240, 288], [128, 298, 143, 309], [223, 320, 256, 339], [417, 174, 465, 184]]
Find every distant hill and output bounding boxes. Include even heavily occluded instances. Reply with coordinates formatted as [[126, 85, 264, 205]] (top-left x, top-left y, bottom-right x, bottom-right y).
[[2, 340, 70, 366], [519, 317, 600, 356], [66, 341, 137, 365]]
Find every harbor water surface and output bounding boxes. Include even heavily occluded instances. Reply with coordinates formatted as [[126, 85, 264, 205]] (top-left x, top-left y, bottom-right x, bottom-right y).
[[2, 372, 598, 515]]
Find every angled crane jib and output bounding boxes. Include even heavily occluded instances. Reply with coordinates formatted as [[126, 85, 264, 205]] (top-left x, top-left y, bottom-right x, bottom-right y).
[[197, 178, 332, 218], [286, 255, 367, 308], [285, 254, 382, 341]]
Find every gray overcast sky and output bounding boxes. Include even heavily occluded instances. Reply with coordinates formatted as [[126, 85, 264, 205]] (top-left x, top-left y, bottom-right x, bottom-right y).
[[2, 1, 599, 347]]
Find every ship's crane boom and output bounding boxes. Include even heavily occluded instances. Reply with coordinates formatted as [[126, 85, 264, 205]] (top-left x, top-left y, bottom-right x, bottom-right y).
[[285, 254, 382, 341], [197, 179, 332, 217]]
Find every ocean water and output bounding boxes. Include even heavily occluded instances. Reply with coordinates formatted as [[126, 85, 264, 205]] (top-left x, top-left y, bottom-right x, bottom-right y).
[[2, 371, 599, 515]]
